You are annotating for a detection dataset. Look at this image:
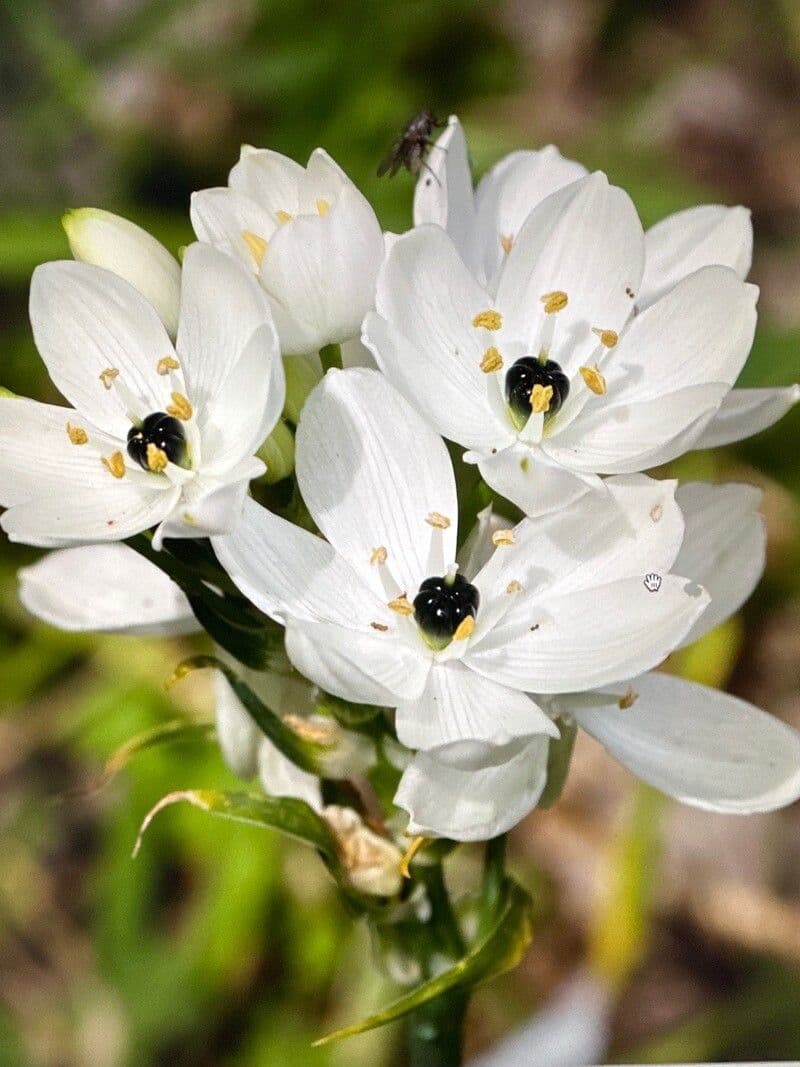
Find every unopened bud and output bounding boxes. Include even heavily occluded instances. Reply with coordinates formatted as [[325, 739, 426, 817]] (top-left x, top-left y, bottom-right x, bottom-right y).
[[283, 354, 323, 423], [256, 419, 295, 484], [323, 805, 403, 897]]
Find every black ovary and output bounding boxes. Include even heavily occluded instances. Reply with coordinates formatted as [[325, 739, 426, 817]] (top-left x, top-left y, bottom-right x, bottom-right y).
[[413, 573, 480, 642], [505, 356, 569, 423], [127, 412, 185, 470]]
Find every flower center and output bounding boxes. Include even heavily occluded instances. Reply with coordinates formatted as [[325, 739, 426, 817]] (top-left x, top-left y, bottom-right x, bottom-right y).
[[127, 412, 186, 471], [504, 356, 570, 430], [413, 572, 480, 651]]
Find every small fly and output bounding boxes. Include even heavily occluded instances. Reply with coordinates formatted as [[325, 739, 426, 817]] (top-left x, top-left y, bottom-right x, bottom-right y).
[[377, 110, 445, 179]]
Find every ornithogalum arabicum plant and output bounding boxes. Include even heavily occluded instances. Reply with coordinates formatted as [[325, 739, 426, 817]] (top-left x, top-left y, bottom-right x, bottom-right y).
[[5, 115, 800, 1066]]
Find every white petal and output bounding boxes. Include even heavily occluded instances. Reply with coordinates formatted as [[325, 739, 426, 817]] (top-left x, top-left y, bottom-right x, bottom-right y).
[[496, 173, 644, 372], [456, 504, 510, 579], [29, 261, 176, 438], [469, 576, 709, 694], [212, 496, 386, 628], [258, 738, 322, 809], [155, 475, 255, 544], [413, 116, 480, 276], [176, 243, 274, 421], [258, 184, 384, 354], [340, 336, 376, 369], [190, 187, 276, 268], [228, 146, 303, 215], [692, 385, 800, 449], [674, 481, 765, 645], [214, 669, 261, 778], [639, 204, 753, 310], [63, 208, 182, 338], [18, 544, 197, 635], [295, 368, 458, 594], [474, 145, 588, 288], [199, 322, 284, 475], [572, 672, 800, 813], [477, 443, 599, 518], [285, 618, 430, 707], [395, 660, 558, 751], [395, 734, 550, 841], [368, 225, 513, 451]]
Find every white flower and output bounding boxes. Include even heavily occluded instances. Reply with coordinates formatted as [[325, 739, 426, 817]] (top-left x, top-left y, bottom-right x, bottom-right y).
[[397, 481, 800, 841], [364, 169, 771, 516], [191, 147, 384, 355], [63, 208, 182, 338], [0, 243, 284, 547], [213, 368, 708, 757]]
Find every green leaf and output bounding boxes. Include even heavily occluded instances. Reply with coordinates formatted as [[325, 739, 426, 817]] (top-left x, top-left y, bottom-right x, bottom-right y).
[[313, 878, 534, 1045], [167, 655, 326, 773], [133, 788, 338, 862], [538, 714, 577, 809]]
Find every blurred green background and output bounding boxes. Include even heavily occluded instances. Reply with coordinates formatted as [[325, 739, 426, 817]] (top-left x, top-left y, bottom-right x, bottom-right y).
[[2, 1, 800, 1063]]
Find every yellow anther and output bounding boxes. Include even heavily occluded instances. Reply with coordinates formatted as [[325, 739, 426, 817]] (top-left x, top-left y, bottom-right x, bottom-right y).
[[618, 687, 638, 710], [530, 383, 553, 413], [99, 367, 119, 390], [276, 210, 293, 224], [540, 290, 568, 314], [370, 621, 389, 632], [425, 512, 451, 530], [101, 451, 126, 479], [146, 443, 168, 472], [453, 615, 475, 641], [66, 422, 88, 445], [316, 198, 331, 217], [399, 835, 427, 879], [388, 595, 414, 616], [156, 356, 181, 376], [592, 327, 619, 348], [242, 230, 268, 265], [480, 346, 503, 373], [472, 309, 503, 331], [500, 233, 513, 255], [579, 366, 607, 396], [492, 528, 516, 547], [506, 579, 522, 594], [166, 392, 193, 421], [370, 545, 388, 565]]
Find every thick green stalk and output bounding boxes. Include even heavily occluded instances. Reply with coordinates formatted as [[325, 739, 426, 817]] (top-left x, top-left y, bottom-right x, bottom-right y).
[[405, 987, 469, 1067]]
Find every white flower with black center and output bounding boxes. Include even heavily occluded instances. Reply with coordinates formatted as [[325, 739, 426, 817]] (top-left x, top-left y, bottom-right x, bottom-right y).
[[0, 244, 284, 547], [213, 368, 709, 756], [191, 147, 384, 356], [397, 482, 800, 841]]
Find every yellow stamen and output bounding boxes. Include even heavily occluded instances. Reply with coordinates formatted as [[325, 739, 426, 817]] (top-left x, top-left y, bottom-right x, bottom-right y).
[[370, 621, 388, 632], [388, 595, 414, 616], [156, 356, 180, 376], [579, 366, 607, 396], [453, 615, 475, 641], [370, 545, 388, 565], [618, 687, 638, 710], [425, 511, 451, 530], [500, 233, 513, 255], [592, 327, 619, 348], [146, 443, 168, 472], [316, 198, 331, 217], [242, 230, 268, 265], [530, 383, 553, 413], [399, 835, 426, 879], [506, 579, 522, 594], [166, 391, 193, 421], [99, 367, 119, 390], [492, 528, 516, 547], [276, 210, 293, 224], [480, 346, 503, 373], [540, 290, 568, 314], [66, 422, 88, 445], [472, 309, 503, 331], [101, 451, 125, 479]]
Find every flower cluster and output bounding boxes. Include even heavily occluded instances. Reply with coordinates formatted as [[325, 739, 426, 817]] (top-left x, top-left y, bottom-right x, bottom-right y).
[[6, 114, 800, 897]]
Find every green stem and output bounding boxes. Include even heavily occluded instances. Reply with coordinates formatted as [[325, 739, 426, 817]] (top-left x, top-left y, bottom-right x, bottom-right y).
[[421, 864, 466, 960], [319, 342, 342, 372], [478, 834, 507, 937], [406, 987, 469, 1067]]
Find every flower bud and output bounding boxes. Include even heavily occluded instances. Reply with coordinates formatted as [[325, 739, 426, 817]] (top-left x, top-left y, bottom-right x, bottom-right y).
[[322, 805, 403, 897], [283, 714, 374, 779], [256, 419, 295, 484], [283, 354, 323, 423], [62, 208, 181, 338]]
